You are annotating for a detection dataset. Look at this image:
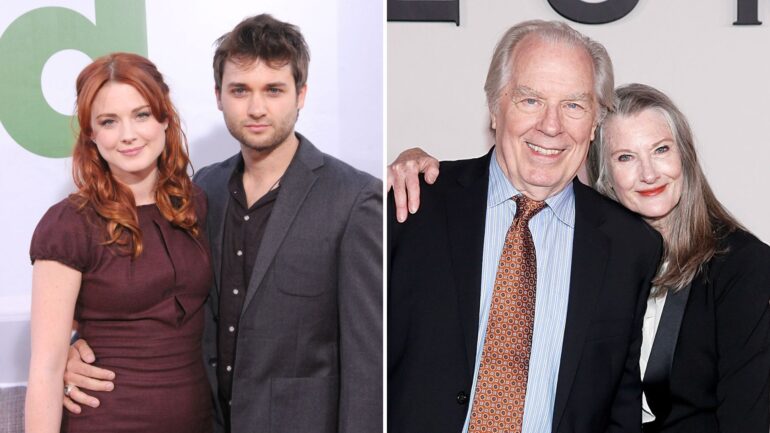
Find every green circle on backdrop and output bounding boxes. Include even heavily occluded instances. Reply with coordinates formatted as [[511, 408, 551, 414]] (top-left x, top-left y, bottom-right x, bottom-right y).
[[0, 1, 147, 158]]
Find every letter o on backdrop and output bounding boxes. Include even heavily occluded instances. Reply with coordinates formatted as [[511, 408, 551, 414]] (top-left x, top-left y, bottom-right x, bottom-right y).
[[548, 0, 639, 25]]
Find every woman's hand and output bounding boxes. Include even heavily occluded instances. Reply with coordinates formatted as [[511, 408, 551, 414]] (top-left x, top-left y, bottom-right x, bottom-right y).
[[386, 147, 440, 222]]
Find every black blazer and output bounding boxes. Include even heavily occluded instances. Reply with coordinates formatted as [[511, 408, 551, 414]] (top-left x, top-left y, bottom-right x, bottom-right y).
[[642, 229, 770, 432], [387, 151, 662, 433]]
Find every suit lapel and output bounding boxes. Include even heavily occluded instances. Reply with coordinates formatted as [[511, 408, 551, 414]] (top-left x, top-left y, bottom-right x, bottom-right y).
[[445, 151, 492, 372], [239, 135, 322, 319], [642, 283, 690, 423], [552, 180, 610, 430]]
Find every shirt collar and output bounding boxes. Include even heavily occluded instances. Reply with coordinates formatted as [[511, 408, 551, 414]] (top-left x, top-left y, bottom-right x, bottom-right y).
[[487, 149, 576, 228]]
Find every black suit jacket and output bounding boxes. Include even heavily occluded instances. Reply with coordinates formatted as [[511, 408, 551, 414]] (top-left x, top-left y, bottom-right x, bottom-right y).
[[387, 150, 662, 433], [195, 135, 383, 433], [642, 229, 770, 433]]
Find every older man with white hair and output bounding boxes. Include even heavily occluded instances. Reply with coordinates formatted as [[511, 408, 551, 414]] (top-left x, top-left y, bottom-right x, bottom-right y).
[[388, 20, 661, 433]]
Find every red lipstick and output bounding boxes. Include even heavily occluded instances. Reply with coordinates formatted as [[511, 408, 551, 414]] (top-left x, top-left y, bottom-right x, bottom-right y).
[[638, 185, 666, 197]]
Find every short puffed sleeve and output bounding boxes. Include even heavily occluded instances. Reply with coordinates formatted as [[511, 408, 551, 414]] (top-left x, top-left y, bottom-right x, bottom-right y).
[[29, 199, 97, 273]]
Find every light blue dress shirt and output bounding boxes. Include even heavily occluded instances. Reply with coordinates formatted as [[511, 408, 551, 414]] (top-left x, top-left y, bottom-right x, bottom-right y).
[[462, 151, 575, 433]]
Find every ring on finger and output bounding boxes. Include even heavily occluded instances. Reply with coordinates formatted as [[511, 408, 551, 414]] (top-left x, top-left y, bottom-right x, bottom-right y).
[[64, 384, 74, 397]]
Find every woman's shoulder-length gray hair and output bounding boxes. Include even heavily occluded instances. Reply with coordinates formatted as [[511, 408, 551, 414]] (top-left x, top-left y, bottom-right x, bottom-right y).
[[483, 20, 615, 122]]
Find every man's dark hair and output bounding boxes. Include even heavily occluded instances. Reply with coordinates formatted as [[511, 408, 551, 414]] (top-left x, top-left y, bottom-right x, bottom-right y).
[[213, 14, 310, 91]]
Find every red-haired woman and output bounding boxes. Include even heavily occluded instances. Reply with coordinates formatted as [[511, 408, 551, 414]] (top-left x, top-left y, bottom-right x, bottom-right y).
[[25, 52, 212, 433]]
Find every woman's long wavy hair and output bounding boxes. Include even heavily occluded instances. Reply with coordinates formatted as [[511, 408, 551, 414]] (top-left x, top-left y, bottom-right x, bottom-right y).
[[70, 52, 198, 257], [588, 83, 742, 294]]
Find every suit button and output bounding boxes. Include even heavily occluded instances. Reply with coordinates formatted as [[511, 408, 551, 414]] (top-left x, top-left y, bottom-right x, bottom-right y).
[[456, 391, 468, 405]]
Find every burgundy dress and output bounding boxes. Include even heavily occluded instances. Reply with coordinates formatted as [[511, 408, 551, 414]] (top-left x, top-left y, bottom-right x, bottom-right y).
[[29, 191, 213, 433]]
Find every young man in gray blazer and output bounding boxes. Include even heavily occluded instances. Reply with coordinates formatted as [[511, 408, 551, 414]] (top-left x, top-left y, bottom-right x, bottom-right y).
[[63, 14, 382, 433]]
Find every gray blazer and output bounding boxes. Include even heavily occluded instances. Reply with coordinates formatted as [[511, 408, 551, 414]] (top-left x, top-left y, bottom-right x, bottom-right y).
[[194, 134, 382, 433]]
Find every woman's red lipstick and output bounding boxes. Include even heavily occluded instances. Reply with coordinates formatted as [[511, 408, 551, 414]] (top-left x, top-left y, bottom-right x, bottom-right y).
[[638, 185, 666, 196]]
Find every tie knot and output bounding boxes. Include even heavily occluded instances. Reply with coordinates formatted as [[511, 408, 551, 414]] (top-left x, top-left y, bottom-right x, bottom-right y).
[[514, 194, 546, 224]]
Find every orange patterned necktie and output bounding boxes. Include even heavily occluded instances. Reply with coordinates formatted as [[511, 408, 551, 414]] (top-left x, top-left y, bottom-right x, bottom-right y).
[[468, 194, 546, 433]]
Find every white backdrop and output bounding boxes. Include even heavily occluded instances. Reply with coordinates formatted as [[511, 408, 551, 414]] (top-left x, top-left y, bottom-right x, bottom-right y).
[[0, 0, 382, 385], [388, 0, 770, 245]]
